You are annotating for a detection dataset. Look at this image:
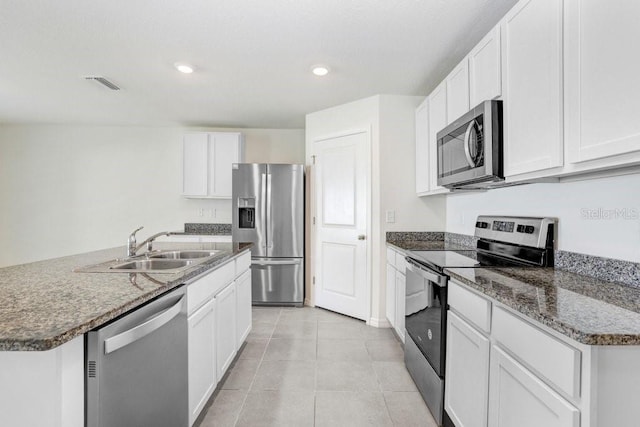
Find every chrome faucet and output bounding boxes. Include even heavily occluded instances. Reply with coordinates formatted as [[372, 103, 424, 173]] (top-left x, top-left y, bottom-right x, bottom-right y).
[[128, 226, 144, 257], [127, 227, 175, 257]]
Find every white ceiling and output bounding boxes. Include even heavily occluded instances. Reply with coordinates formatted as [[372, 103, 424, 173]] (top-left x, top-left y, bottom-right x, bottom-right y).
[[0, 0, 517, 128]]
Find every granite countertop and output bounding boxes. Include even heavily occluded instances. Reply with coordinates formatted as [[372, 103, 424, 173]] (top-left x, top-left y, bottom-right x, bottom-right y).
[[0, 242, 251, 351], [387, 240, 471, 252], [445, 267, 640, 345]]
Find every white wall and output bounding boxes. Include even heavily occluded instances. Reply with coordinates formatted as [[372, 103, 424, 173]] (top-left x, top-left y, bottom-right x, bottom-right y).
[[306, 95, 446, 324], [0, 124, 304, 267], [446, 173, 640, 262]]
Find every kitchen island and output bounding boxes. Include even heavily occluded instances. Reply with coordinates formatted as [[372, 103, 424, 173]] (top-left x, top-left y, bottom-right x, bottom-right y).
[[0, 241, 252, 427]]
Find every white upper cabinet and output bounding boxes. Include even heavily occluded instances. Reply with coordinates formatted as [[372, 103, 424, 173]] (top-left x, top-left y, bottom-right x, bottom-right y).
[[415, 98, 430, 195], [469, 26, 502, 107], [565, 0, 640, 164], [502, 0, 564, 177], [427, 81, 449, 194], [183, 132, 244, 198], [446, 60, 470, 123]]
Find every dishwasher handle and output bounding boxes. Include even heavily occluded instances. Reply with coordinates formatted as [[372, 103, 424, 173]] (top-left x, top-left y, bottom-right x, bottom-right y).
[[405, 257, 447, 287], [104, 295, 184, 354]]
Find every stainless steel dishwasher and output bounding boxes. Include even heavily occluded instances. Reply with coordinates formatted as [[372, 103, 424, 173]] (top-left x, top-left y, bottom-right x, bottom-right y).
[[86, 285, 188, 427]]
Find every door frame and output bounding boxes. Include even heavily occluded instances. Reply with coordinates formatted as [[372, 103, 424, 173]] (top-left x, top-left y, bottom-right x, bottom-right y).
[[309, 127, 372, 323]]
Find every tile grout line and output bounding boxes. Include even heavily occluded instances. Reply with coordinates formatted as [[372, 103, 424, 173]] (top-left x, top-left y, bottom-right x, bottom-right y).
[[232, 308, 282, 427]]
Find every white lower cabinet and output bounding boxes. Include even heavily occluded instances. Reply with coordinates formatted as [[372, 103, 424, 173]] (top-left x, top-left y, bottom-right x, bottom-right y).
[[215, 281, 237, 380], [488, 345, 580, 427], [386, 245, 406, 339], [386, 262, 396, 328], [187, 250, 251, 426], [236, 270, 252, 347], [445, 312, 490, 427], [187, 298, 216, 427], [394, 270, 406, 343]]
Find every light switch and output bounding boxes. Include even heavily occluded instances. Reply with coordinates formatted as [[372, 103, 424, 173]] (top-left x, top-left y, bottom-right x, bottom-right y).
[[386, 210, 396, 223]]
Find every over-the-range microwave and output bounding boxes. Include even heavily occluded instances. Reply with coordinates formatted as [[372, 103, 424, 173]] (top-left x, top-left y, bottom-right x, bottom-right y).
[[437, 100, 503, 189]]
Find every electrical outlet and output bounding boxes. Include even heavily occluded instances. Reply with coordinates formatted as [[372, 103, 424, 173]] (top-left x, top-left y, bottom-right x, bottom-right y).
[[197, 208, 204, 217], [386, 210, 396, 223]]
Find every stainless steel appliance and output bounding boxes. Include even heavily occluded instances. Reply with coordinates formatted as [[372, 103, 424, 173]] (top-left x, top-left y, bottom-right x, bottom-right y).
[[232, 163, 304, 305], [437, 100, 503, 189], [404, 216, 556, 427], [86, 285, 188, 427]]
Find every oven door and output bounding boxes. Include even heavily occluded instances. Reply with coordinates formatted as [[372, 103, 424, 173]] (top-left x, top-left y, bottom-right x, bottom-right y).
[[404, 258, 447, 376]]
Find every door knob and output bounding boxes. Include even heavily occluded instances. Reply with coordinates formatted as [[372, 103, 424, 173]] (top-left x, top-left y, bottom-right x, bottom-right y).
[[358, 235, 366, 240]]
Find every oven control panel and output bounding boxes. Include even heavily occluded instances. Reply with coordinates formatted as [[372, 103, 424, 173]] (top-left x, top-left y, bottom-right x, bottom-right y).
[[474, 216, 556, 249]]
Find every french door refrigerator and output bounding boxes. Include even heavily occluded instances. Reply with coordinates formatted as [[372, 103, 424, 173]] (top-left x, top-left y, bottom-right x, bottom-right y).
[[232, 163, 304, 305]]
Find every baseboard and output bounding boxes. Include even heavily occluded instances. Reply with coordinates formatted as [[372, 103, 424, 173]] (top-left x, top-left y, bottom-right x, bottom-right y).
[[368, 317, 392, 328]]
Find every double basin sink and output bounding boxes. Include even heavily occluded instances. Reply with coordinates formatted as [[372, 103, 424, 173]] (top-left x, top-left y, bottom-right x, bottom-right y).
[[78, 250, 221, 274]]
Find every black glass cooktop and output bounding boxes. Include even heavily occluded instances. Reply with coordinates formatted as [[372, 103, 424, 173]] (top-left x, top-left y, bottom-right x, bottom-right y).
[[407, 249, 531, 273]]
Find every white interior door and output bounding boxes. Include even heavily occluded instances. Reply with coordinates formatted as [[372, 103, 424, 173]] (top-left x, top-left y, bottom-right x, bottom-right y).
[[313, 130, 369, 321]]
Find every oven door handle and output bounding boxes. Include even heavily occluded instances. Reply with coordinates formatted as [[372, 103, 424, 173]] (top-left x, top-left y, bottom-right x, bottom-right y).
[[405, 258, 446, 287]]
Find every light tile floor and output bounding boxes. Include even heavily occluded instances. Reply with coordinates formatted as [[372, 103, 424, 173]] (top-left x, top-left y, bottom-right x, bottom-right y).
[[197, 306, 438, 427]]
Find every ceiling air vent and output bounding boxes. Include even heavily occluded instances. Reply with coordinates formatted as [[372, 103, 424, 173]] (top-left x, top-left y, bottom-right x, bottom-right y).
[[84, 76, 120, 91]]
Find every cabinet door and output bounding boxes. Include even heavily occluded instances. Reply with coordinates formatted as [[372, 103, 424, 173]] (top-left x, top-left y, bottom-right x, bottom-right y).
[[446, 60, 470, 123], [394, 271, 406, 344], [488, 345, 580, 427], [235, 270, 252, 347], [415, 99, 430, 195], [188, 298, 216, 426], [215, 282, 237, 380], [565, 0, 640, 163], [385, 263, 396, 328], [502, 0, 563, 176], [427, 82, 448, 194], [183, 133, 209, 196], [210, 132, 242, 198], [445, 312, 490, 427], [469, 26, 502, 106]]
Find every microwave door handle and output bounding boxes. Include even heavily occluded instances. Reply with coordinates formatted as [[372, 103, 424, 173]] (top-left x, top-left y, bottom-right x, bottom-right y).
[[463, 121, 476, 167]]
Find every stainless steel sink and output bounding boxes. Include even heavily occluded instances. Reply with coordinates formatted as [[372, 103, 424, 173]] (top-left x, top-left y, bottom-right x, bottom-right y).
[[109, 259, 195, 272], [76, 249, 222, 274], [148, 250, 219, 260]]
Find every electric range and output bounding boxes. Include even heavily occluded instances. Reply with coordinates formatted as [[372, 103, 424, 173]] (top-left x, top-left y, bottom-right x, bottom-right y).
[[403, 216, 556, 427]]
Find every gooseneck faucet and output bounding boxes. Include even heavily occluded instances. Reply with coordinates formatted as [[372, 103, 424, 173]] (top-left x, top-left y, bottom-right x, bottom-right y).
[[127, 226, 175, 257], [128, 226, 144, 257]]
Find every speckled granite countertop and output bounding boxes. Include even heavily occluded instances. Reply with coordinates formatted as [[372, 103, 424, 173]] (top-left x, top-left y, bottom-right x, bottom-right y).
[[0, 242, 251, 351], [387, 240, 471, 252], [445, 267, 640, 345]]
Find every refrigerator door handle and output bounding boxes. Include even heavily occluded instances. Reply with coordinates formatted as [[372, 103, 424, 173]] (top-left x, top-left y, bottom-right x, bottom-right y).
[[252, 259, 302, 266], [261, 172, 268, 250], [266, 173, 273, 250]]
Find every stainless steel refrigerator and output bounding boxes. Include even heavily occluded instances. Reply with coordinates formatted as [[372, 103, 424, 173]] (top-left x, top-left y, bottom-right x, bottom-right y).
[[232, 163, 304, 305]]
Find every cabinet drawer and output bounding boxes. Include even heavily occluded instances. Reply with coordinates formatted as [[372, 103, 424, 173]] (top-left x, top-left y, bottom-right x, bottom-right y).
[[448, 280, 491, 333], [386, 247, 396, 267], [493, 307, 581, 399], [187, 260, 235, 314], [235, 251, 251, 276]]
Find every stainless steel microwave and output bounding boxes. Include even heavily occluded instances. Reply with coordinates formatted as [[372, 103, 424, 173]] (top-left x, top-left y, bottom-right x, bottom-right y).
[[437, 100, 503, 189]]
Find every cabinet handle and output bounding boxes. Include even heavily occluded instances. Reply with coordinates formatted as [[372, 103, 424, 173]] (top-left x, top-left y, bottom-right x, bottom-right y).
[[358, 235, 366, 240]]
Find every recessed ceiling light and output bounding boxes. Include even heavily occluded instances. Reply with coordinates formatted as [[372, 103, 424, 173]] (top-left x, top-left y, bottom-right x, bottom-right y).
[[174, 63, 194, 74], [312, 65, 330, 76]]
